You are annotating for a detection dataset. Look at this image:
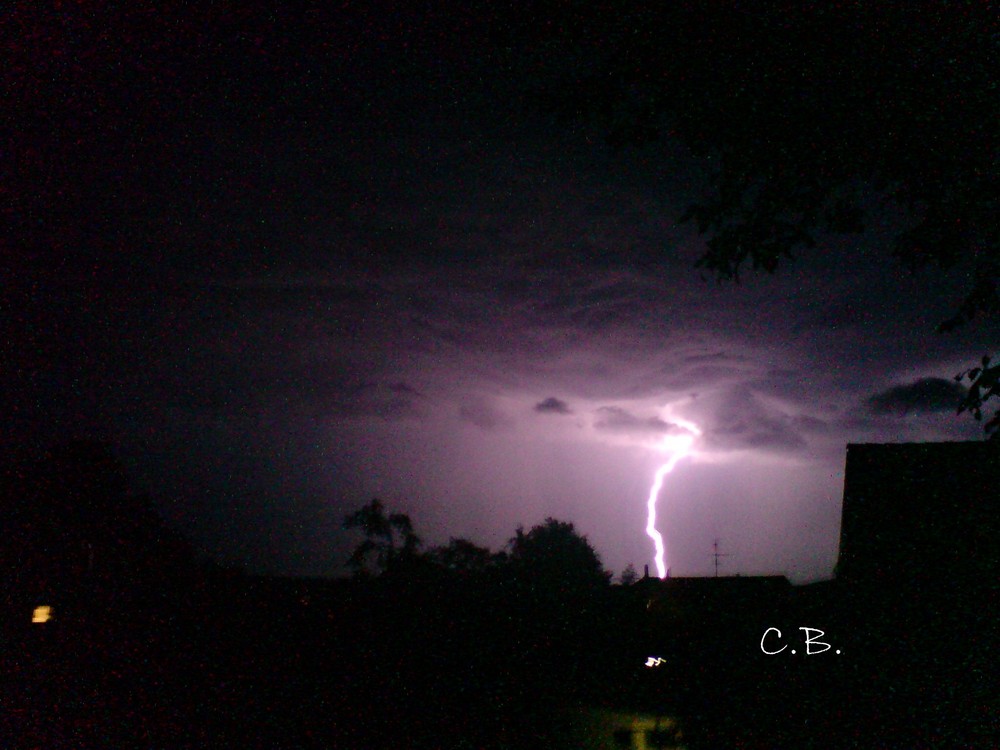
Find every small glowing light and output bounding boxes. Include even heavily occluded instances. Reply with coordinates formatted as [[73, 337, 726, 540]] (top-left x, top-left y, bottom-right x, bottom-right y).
[[646, 416, 701, 579], [644, 656, 666, 668], [32, 606, 52, 624]]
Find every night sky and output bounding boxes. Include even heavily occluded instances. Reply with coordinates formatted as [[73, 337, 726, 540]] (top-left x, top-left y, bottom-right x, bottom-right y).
[[6, 3, 996, 582]]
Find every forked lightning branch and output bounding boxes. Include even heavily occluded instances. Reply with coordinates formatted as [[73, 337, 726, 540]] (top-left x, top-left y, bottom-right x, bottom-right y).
[[645, 417, 701, 579]]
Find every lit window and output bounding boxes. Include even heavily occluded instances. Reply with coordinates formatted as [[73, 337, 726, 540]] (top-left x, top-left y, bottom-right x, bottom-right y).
[[32, 606, 52, 623]]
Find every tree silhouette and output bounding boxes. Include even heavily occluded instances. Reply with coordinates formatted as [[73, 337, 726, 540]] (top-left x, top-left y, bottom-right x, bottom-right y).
[[2, 440, 208, 616], [957, 356, 1000, 437], [430, 537, 498, 577], [343, 499, 422, 577], [528, 2, 998, 435], [507, 517, 611, 591], [618, 563, 639, 586]]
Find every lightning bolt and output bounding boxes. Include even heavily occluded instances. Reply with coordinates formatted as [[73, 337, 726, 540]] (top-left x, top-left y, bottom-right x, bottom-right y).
[[646, 417, 700, 579]]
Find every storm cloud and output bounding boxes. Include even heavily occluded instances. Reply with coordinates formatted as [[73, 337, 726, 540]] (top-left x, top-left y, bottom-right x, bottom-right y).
[[6, 1, 996, 585], [593, 406, 685, 436], [534, 397, 572, 415], [868, 378, 968, 415], [458, 398, 513, 431], [698, 388, 808, 454]]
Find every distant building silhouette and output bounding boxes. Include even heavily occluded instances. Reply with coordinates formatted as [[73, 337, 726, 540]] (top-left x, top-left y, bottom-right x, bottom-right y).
[[834, 441, 1000, 745], [837, 441, 1000, 592]]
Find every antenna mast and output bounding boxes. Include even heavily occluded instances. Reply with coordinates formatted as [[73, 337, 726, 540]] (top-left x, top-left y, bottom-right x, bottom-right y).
[[712, 538, 730, 577]]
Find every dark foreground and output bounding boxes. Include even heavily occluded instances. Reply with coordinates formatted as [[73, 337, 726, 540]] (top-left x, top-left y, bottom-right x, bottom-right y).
[[3, 569, 996, 749]]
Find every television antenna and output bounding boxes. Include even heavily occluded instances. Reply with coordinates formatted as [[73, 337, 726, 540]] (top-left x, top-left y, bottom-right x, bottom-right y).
[[712, 538, 730, 577]]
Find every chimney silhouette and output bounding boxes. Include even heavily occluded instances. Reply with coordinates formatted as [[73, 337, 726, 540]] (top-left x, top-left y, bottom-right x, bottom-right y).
[[643, 564, 649, 579]]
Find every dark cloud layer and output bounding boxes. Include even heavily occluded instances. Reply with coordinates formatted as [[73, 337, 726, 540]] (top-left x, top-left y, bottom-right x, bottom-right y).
[[535, 397, 572, 414], [459, 398, 512, 431], [700, 388, 808, 453], [868, 378, 968, 416], [593, 406, 684, 436]]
